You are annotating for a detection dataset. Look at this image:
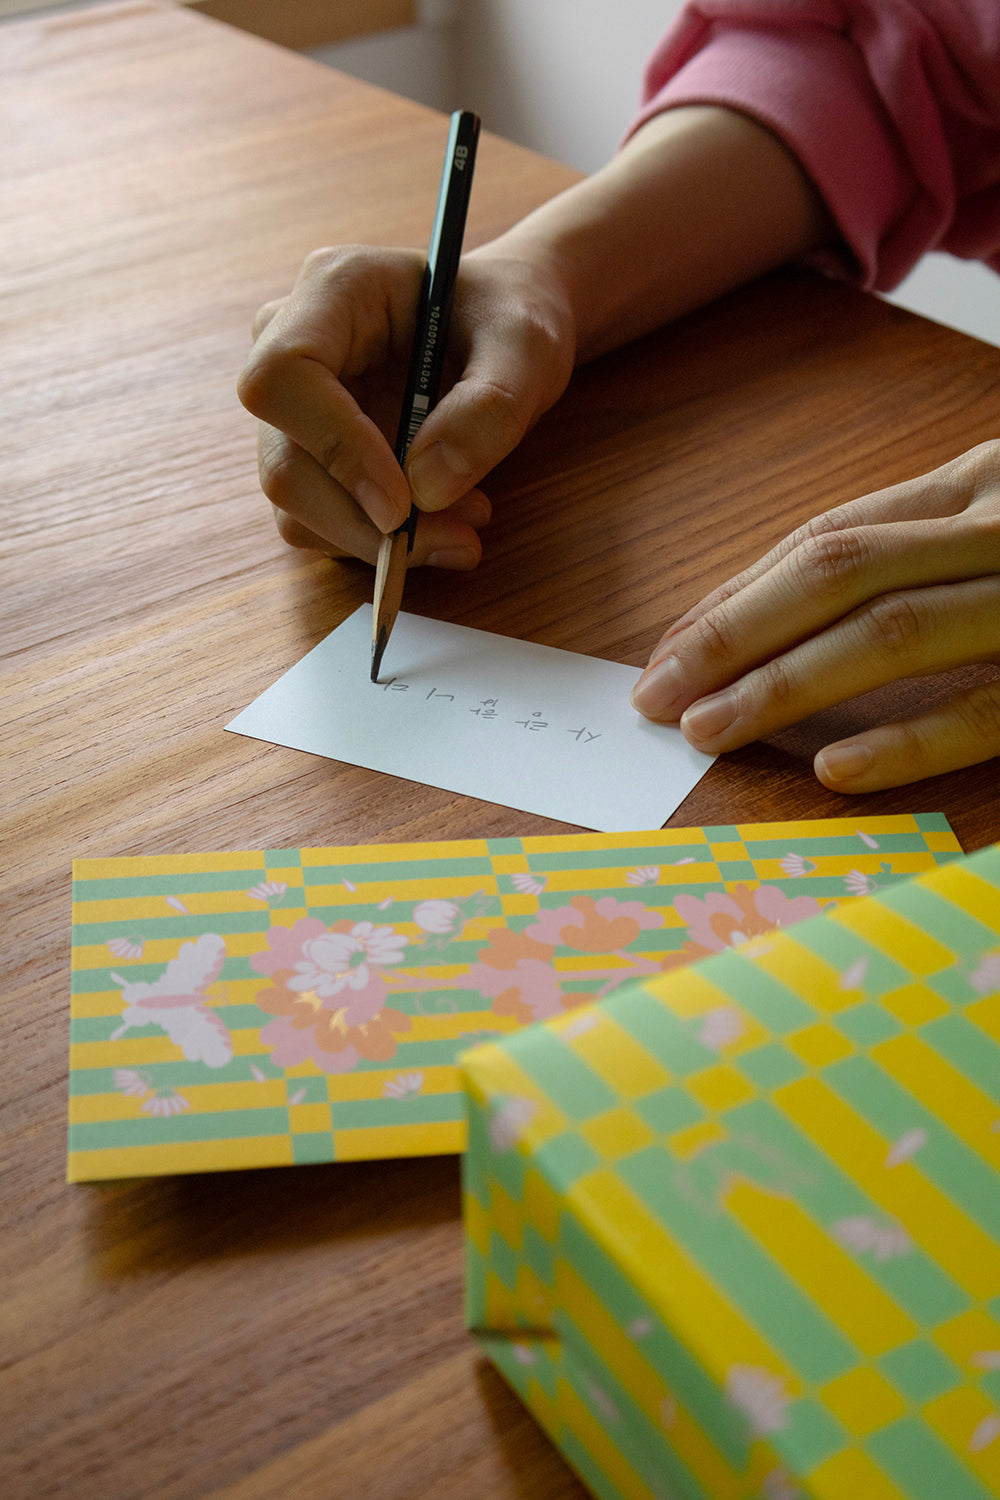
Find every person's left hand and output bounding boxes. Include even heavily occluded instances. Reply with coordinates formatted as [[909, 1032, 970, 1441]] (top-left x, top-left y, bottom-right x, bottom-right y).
[[631, 443, 1000, 790]]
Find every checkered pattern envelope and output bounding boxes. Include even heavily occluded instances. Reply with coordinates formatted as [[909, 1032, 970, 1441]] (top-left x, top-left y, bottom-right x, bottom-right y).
[[463, 841, 1000, 1500]]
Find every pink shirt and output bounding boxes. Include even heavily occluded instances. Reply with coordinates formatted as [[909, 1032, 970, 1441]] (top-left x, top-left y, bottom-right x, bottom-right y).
[[631, 1, 1000, 289]]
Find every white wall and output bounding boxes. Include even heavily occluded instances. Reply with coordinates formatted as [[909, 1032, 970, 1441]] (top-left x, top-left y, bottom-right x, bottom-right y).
[[453, 0, 678, 173]]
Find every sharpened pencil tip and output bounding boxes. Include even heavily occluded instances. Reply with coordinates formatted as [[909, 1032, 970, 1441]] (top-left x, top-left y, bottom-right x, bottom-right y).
[[371, 626, 388, 682]]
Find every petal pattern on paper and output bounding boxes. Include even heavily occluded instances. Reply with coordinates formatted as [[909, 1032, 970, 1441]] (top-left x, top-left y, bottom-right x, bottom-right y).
[[844, 870, 876, 897], [969, 1414, 1000, 1453], [165, 896, 190, 914], [247, 880, 287, 902], [587, 1382, 619, 1423], [141, 1090, 190, 1117], [488, 1095, 538, 1152], [511, 872, 547, 896], [779, 853, 816, 878], [625, 866, 660, 886], [559, 1010, 600, 1040], [832, 1216, 911, 1260], [970, 952, 1000, 995], [839, 956, 869, 990], [384, 1071, 423, 1099], [886, 1127, 928, 1167], [107, 937, 144, 961], [698, 1006, 745, 1051], [857, 829, 880, 849], [724, 1365, 790, 1435], [413, 899, 462, 934], [762, 1468, 802, 1500], [113, 1067, 151, 1098], [971, 1352, 1000, 1371]]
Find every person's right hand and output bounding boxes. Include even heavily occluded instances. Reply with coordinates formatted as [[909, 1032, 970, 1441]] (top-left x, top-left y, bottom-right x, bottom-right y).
[[237, 241, 577, 568]]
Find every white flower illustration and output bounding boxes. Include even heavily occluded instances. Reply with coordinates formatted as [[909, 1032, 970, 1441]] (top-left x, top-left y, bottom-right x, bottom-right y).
[[625, 865, 660, 886], [560, 1010, 600, 1040], [287, 1085, 308, 1106], [762, 1467, 802, 1500], [839, 956, 869, 990], [845, 870, 876, 897], [587, 1382, 619, 1423], [658, 1396, 677, 1429], [113, 1067, 150, 1099], [832, 1216, 911, 1261], [856, 830, 880, 850], [141, 1090, 190, 1117], [671, 856, 696, 866], [511, 872, 547, 896], [288, 923, 408, 995], [969, 1414, 1000, 1453], [488, 1095, 538, 1152], [970, 953, 1000, 996], [885, 1127, 927, 1167], [699, 1006, 745, 1051], [512, 1344, 537, 1366], [384, 1071, 424, 1100], [628, 1316, 653, 1338], [725, 1365, 790, 1435], [249, 1064, 268, 1083], [413, 899, 462, 934], [247, 880, 287, 902], [165, 896, 190, 914], [107, 937, 144, 961], [780, 853, 816, 878], [971, 1351, 1000, 1371]]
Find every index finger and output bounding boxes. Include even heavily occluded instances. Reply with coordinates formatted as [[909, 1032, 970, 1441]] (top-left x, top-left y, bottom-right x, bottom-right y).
[[652, 455, 980, 655], [237, 250, 422, 532]]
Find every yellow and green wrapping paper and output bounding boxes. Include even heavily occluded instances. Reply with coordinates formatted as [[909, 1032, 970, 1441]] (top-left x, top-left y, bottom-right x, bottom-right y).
[[462, 842, 1000, 1500]]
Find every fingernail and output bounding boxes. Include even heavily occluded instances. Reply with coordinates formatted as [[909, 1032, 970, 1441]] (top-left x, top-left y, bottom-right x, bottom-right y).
[[426, 545, 479, 570], [631, 655, 684, 718], [407, 443, 471, 510], [681, 691, 736, 742], [355, 477, 403, 533], [816, 741, 873, 784]]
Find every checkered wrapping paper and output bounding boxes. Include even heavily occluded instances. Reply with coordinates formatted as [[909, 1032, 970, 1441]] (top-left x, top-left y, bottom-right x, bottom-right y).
[[462, 840, 1000, 1500], [68, 814, 958, 1181]]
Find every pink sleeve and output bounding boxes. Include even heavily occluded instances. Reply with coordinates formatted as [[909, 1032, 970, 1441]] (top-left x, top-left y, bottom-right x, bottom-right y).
[[627, 1, 1000, 290]]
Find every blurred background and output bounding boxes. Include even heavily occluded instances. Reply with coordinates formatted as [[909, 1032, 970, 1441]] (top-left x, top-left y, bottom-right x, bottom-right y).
[[5, 0, 998, 347]]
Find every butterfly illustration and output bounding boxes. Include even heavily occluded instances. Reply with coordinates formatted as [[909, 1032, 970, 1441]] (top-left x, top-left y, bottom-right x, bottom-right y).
[[110, 933, 232, 1068]]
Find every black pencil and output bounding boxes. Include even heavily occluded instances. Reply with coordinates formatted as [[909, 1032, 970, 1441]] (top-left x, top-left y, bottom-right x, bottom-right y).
[[370, 109, 481, 682]]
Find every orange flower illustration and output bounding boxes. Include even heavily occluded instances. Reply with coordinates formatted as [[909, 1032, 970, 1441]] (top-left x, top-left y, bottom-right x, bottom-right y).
[[251, 917, 412, 1073], [469, 896, 663, 1023], [659, 885, 824, 972]]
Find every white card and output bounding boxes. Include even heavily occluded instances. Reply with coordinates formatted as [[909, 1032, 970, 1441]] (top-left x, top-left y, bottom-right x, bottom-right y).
[[226, 607, 714, 831]]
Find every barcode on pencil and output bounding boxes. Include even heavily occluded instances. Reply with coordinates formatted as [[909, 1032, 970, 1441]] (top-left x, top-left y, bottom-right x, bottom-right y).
[[406, 394, 431, 443]]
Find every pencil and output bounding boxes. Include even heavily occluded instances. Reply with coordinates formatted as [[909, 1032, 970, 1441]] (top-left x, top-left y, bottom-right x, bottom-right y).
[[371, 108, 481, 681]]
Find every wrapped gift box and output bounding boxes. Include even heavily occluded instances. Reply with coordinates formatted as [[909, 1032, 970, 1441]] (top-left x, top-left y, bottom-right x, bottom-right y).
[[462, 843, 1000, 1500]]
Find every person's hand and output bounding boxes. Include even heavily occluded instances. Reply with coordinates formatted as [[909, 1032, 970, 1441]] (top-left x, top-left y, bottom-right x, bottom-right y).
[[631, 444, 1000, 790], [237, 241, 576, 568]]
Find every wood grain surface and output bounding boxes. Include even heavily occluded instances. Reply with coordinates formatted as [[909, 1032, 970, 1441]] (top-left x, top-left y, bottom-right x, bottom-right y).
[[3, 5, 999, 1499]]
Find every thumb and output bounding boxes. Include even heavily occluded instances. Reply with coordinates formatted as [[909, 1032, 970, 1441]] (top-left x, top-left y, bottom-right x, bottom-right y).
[[404, 290, 575, 511]]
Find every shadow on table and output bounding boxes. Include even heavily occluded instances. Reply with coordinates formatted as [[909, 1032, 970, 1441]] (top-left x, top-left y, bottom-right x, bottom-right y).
[[82, 1151, 462, 1276]]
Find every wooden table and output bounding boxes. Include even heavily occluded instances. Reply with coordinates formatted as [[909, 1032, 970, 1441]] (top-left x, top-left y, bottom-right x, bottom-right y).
[[3, 5, 998, 1498]]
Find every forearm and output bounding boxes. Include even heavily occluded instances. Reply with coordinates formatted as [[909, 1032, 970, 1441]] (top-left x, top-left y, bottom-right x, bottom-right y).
[[475, 105, 834, 363]]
